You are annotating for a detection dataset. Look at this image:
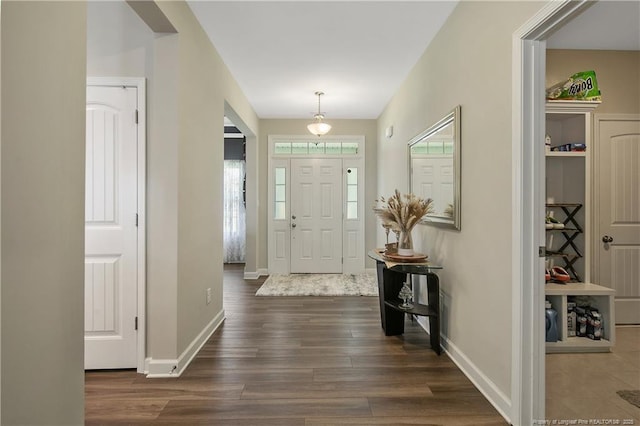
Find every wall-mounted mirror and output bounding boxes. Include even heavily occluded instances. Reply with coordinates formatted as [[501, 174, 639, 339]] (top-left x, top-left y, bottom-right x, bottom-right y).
[[408, 105, 461, 230]]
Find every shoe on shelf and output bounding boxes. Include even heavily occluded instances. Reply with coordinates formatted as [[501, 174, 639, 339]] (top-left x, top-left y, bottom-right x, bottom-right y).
[[550, 266, 570, 283], [545, 217, 554, 229], [546, 216, 565, 229], [545, 269, 551, 282]]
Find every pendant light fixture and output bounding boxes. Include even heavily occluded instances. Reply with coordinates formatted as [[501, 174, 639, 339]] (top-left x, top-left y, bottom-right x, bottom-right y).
[[307, 91, 332, 137]]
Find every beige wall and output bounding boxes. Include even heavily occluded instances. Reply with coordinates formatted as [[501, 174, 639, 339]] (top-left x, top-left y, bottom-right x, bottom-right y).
[[1, 2, 87, 424], [547, 49, 640, 114], [0, 3, 259, 421], [377, 0, 544, 409], [151, 1, 259, 356], [258, 119, 378, 270]]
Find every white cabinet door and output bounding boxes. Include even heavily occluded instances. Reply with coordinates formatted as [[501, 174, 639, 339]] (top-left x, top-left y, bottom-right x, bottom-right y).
[[290, 158, 342, 273], [85, 85, 138, 368], [595, 116, 640, 324]]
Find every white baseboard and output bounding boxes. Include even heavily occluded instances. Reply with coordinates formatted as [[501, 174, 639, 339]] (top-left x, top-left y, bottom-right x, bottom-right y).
[[364, 267, 376, 275], [145, 309, 225, 378], [416, 320, 512, 424], [244, 268, 268, 280]]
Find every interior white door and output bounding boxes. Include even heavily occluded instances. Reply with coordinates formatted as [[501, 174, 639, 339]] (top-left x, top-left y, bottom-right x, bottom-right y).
[[595, 116, 640, 324], [85, 85, 138, 368], [290, 158, 343, 273]]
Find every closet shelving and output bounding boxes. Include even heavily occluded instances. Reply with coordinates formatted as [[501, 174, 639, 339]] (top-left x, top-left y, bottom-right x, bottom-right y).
[[544, 100, 614, 353], [546, 202, 583, 282]]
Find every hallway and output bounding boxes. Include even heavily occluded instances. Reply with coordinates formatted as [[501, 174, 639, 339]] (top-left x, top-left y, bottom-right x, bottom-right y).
[[85, 265, 506, 424]]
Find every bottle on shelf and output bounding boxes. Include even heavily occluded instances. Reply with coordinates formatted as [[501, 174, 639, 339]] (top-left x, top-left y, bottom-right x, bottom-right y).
[[545, 300, 559, 342]]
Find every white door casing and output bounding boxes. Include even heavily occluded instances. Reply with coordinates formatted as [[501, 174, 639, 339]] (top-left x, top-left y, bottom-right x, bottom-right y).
[[267, 136, 365, 275], [85, 81, 144, 370], [511, 1, 596, 423], [594, 115, 640, 324], [290, 158, 343, 273]]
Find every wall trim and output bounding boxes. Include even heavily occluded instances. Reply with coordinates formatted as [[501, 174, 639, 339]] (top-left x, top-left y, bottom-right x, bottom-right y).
[[145, 309, 225, 378], [244, 268, 268, 280], [417, 321, 511, 424]]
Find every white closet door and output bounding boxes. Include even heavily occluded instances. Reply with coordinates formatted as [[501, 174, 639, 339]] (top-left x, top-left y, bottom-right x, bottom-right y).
[[595, 116, 640, 324], [85, 85, 138, 368]]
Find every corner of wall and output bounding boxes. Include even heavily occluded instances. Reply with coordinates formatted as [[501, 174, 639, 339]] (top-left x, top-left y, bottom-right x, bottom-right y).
[[146, 309, 225, 378]]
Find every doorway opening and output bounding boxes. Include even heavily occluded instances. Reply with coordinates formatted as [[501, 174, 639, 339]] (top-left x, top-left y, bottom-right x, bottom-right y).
[[223, 104, 258, 279], [511, 0, 639, 423], [223, 117, 246, 264]]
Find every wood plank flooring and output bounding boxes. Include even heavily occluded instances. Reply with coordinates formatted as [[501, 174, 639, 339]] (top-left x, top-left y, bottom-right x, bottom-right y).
[[85, 264, 507, 425]]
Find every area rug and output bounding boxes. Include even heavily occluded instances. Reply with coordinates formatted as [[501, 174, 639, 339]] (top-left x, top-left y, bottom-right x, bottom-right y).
[[255, 273, 377, 296], [616, 390, 640, 409]]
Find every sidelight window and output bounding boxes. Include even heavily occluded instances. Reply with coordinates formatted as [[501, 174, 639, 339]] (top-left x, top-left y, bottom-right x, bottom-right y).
[[274, 167, 286, 220]]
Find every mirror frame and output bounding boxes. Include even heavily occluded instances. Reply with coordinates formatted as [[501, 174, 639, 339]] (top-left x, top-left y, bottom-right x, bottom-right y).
[[408, 105, 461, 230]]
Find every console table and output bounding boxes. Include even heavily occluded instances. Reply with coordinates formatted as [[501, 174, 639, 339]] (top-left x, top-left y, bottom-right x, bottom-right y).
[[368, 249, 443, 355]]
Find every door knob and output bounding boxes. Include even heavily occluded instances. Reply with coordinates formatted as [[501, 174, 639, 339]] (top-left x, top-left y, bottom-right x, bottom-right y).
[[291, 223, 296, 228], [292, 215, 296, 220], [602, 235, 613, 243]]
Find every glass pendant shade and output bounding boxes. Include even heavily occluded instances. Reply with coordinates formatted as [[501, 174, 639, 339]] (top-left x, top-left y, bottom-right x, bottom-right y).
[[307, 116, 332, 136]]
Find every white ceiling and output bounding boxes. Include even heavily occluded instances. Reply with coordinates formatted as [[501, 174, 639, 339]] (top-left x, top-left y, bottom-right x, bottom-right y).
[[188, 1, 639, 121], [187, 1, 458, 119], [547, 0, 640, 51]]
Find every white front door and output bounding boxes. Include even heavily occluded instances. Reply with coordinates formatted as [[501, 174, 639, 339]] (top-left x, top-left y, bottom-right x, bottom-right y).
[[595, 116, 640, 324], [290, 158, 343, 273], [84, 85, 138, 368], [412, 156, 454, 215]]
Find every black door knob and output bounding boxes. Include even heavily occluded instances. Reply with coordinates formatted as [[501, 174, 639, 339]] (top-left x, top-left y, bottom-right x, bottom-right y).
[[602, 235, 613, 243]]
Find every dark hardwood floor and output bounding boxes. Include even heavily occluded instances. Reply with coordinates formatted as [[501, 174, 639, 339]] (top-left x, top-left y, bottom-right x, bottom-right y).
[[85, 264, 507, 425]]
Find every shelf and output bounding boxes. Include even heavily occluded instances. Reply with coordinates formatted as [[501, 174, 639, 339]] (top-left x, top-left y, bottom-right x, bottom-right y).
[[546, 151, 586, 157], [545, 282, 615, 353], [384, 300, 438, 317], [545, 227, 581, 233], [545, 282, 615, 296], [546, 251, 581, 260], [546, 100, 602, 113], [546, 337, 611, 353], [546, 203, 582, 208]]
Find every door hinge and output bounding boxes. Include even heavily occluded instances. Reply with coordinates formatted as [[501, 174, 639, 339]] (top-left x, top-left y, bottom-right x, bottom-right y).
[[135, 109, 139, 124], [135, 213, 139, 227], [538, 246, 546, 257], [134, 316, 138, 331]]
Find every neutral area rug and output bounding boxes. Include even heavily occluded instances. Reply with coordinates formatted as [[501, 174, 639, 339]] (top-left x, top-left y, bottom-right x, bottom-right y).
[[256, 273, 377, 296], [616, 390, 640, 409]]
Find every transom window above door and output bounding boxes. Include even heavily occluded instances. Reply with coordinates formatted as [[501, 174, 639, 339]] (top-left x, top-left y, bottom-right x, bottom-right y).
[[273, 140, 360, 155]]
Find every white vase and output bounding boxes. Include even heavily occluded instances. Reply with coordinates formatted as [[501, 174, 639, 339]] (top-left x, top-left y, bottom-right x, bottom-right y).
[[397, 247, 414, 256]]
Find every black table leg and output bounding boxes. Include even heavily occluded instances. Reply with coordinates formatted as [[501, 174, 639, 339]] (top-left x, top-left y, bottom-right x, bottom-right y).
[[426, 273, 441, 355], [381, 267, 406, 336]]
